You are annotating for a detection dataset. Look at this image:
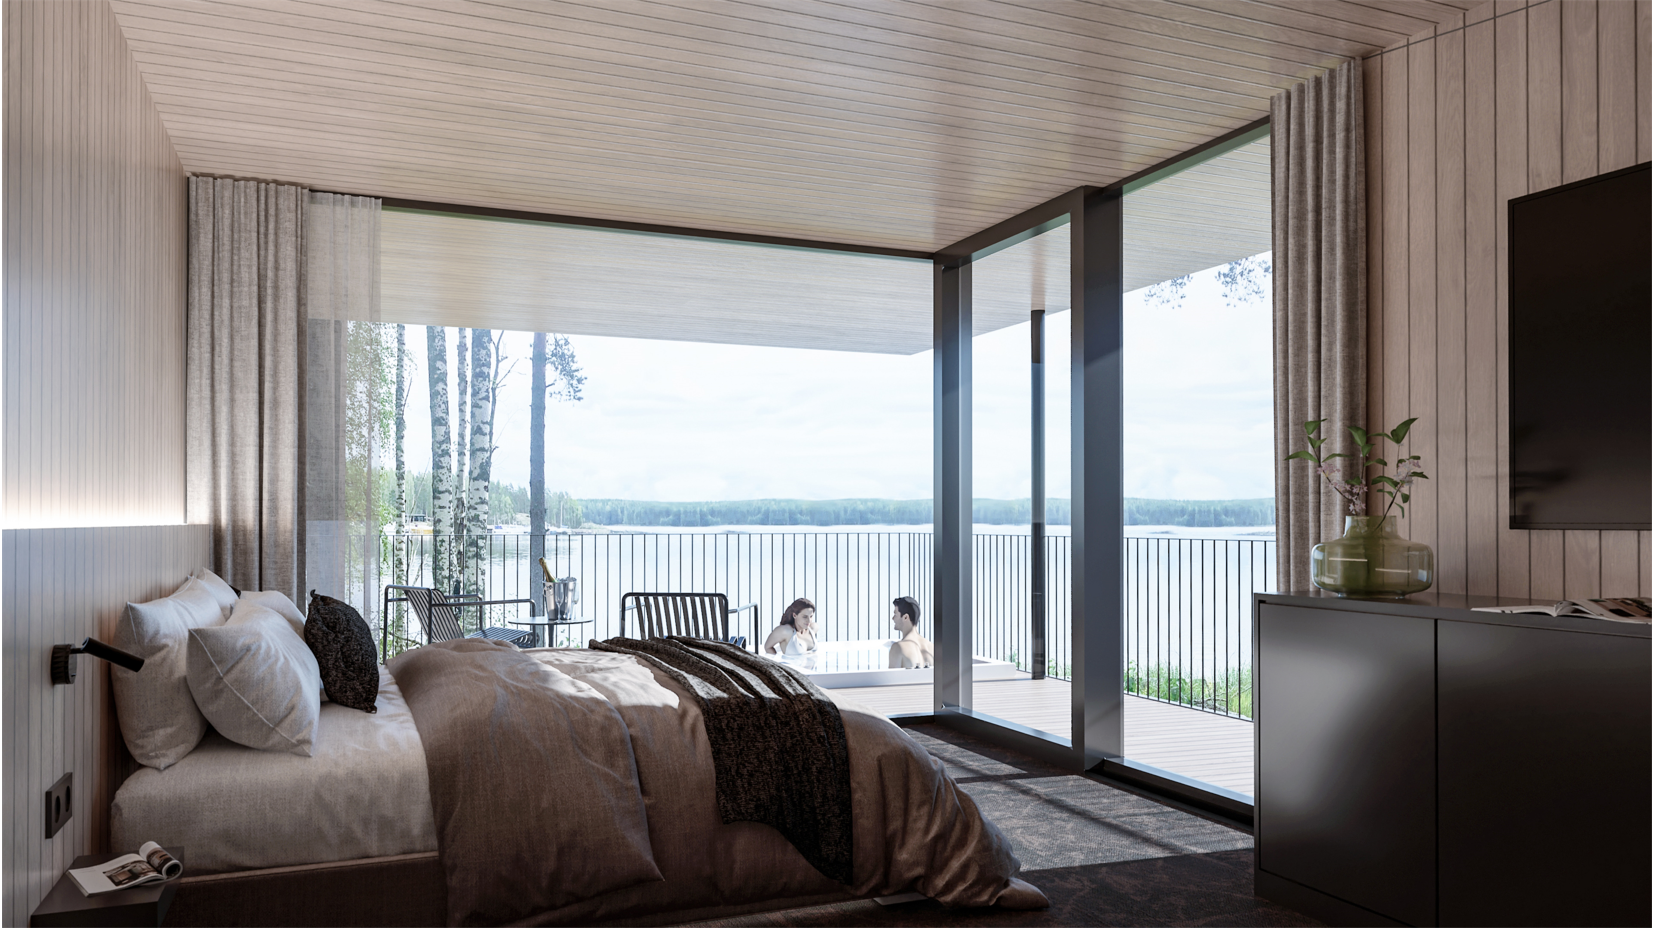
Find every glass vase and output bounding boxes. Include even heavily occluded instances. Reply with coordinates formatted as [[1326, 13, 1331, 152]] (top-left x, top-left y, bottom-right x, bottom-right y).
[[1311, 515, 1434, 598]]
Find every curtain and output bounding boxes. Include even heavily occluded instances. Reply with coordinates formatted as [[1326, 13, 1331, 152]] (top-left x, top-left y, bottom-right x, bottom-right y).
[[186, 177, 306, 600], [1271, 59, 1367, 592], [302, 192, 384, 627]]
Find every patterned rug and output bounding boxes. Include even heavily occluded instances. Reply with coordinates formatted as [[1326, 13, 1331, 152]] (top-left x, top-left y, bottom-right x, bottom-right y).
[[686, 723, 1318, 927]]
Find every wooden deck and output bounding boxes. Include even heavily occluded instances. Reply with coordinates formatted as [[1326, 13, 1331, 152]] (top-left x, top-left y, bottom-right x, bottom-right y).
[[829, 677, 1255, 797]]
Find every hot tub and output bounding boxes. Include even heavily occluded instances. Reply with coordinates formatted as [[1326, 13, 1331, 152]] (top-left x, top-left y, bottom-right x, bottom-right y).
[[763, 638, 1024, 689]]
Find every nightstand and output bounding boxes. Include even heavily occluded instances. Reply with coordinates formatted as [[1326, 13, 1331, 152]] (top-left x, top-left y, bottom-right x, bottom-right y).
[[30, 848, 182, 927]]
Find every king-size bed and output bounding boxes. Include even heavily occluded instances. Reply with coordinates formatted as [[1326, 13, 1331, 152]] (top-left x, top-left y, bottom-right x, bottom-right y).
[[110, 580, 1044, 926]]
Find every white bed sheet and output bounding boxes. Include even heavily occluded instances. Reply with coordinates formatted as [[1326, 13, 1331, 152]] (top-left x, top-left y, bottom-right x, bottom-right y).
[[111, 667, 437, 874]]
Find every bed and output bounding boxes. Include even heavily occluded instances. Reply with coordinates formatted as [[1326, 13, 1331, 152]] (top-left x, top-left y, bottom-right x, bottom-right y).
[[113, 641, 1042, 926]]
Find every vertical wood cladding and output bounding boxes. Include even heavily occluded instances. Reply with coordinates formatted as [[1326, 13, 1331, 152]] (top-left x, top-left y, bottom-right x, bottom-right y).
[[2, 2, 195, 925], [2, 0, 186, 528], [2, 525, 211, 927], [1364, 0, 1650, 599]]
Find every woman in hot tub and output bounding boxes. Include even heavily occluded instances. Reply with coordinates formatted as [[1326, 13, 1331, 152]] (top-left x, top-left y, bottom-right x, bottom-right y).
[[763, 598, 818, 655], [889, 596, 934, 669]]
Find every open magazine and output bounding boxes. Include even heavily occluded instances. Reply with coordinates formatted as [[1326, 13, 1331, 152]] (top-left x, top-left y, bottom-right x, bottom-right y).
[[1472, 597, 1652, 623], [67, 842, 181, 896]]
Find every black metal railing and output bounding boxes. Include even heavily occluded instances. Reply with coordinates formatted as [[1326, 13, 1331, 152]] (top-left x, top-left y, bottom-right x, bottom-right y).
[[373, 529, 1273, 720]]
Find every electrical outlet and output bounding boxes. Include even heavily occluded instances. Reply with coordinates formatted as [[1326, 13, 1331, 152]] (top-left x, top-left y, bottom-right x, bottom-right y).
[[45, 773, 71, 839]]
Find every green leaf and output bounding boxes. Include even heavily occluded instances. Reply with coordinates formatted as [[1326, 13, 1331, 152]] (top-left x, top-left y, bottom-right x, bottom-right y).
[[1372, 475, 1400, 488], [1370, 457, 1388, 467], [1348, 426, 1369, 445], [1400, 492, 1411, 504], [1390, 417, 1418, 444], [1285, 450, 1319, 462], [1308, 435, 1325, 449], [1303, 419, 1325, 436], [1323, 452, 1350, 461], [1360, 443, 1374, 456]]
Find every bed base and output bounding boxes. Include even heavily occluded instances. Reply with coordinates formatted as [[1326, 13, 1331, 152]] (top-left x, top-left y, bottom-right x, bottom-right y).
[[167, 852, 861, 927]]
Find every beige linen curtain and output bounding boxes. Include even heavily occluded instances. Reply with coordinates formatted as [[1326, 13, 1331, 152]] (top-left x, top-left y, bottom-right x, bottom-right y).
[[187, 177, 307, 600], [187, 180, 382, 610], [1271, 59, 1367, 592]]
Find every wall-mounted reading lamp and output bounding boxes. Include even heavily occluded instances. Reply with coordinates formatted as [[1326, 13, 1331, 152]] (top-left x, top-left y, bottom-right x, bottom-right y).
[[51, 638, 144, 685]]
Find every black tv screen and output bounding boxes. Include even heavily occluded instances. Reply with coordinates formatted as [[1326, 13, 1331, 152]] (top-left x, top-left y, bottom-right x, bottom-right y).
[[1509, 162, 1651, 530]]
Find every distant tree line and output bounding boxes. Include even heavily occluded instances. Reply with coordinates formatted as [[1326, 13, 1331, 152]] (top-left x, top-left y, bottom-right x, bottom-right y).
[[574, 497, 1275, 528]]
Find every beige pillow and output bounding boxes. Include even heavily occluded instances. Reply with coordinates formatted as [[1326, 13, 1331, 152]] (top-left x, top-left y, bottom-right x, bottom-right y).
[[111, 577, 227, 769], [191, 567, 239, 619], [186, 599, 322, 756]]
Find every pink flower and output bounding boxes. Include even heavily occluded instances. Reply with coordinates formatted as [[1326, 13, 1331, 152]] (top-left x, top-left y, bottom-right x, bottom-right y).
[[1316, 462, 1338, 477], [1348, 498, 1367, 515]]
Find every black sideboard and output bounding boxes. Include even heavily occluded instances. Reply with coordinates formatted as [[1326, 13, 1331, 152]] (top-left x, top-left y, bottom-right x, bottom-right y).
[[1253, 591, 1651, 927]]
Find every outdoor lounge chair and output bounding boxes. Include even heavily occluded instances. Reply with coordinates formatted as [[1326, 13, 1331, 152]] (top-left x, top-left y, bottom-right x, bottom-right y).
[[620, 592, 758, 650], [383, 585, 540, 649]]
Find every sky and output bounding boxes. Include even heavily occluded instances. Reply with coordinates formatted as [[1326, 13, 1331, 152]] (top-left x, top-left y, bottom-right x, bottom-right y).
[[393, 255, 1274, 502]]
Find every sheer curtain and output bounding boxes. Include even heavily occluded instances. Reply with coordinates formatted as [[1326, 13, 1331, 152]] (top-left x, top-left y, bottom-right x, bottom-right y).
[[303, 192, 384, 627], [1271, 59, 1367, 592]]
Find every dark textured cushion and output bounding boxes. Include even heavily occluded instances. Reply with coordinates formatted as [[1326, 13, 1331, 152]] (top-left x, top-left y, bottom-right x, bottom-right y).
[[304, 591, 380, 713]]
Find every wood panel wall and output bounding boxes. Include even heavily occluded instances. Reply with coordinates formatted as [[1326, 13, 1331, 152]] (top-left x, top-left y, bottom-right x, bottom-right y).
[[3, 0, 187, 528], [1364, 0, 1651, 600], [2, 2, 199, 925], [1, 525, 210, 927]]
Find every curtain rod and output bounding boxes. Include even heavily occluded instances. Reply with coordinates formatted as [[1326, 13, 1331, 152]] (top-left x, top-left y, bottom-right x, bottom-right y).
[[1363, 0, 1551, 60]]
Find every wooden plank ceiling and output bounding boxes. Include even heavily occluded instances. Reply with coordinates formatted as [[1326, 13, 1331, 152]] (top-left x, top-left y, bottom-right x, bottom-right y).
[[111, 0, 1481, 255]]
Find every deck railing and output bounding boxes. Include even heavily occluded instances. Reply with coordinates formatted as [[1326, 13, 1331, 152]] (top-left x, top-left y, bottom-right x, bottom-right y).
[[375, 529, 1273, 720]]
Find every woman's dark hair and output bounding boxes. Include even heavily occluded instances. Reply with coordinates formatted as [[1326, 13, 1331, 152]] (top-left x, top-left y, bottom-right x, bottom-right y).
[[893, 596, 921, 626], [780, 598, 816, 628]]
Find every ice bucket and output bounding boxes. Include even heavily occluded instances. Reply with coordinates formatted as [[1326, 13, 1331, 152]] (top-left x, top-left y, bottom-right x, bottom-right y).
[[546, 577, 579, 620]]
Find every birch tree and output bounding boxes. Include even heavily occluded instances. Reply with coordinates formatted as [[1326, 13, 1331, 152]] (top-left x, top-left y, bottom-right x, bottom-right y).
[[462, 328, 493, 598], [393, 324, 408, 581], [453, 327, 470, 584], [426, 326, 454, 594]]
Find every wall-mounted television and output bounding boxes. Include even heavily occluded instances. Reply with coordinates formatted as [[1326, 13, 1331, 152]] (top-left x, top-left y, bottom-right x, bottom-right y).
[[1508, 162, 1650, 530]]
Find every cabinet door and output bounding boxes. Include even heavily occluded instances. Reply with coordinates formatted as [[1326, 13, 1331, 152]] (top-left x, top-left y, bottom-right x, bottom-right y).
[[1438, 622, 1651, 926], [1256, 604, 1436, 926]]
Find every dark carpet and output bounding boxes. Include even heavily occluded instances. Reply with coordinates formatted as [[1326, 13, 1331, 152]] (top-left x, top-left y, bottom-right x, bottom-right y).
[[686, 724, 1317, 927]]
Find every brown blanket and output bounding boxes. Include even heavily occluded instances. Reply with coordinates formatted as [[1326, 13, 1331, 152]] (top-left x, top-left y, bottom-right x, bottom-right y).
[[590, 636, 853, 883], [392, 641, 1046, 926], [387, 639, 662, 926]]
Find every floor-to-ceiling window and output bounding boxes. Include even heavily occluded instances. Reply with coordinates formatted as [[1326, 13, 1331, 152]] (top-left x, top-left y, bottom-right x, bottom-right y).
[[1120, 130, 1273, 800]]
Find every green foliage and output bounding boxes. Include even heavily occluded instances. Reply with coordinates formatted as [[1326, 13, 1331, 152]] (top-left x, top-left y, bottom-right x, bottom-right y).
[[1124, 662, 1253, 718], [1284, 416, 1430, 519], [571, 497, 1275, 528]]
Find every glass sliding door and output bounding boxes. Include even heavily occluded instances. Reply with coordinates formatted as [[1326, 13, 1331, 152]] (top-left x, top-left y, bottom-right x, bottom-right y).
[[1119, 130, 1272, 798], [964, 222, 1072, 739]]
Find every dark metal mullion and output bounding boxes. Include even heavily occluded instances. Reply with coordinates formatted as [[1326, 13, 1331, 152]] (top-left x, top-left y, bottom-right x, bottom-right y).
[[934, 260, 972, 714], [1031, 308, 1047, 681], [1072, 184, 1125, 768]]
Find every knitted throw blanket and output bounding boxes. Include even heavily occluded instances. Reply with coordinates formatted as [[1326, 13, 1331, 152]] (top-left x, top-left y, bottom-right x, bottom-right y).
[[590, 636, 854, 884]]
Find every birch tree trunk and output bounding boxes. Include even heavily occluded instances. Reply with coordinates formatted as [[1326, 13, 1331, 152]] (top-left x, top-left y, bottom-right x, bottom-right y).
[[463, 328, 493, 600], [453, 327, 470, 589], [529, 332, 547, 581], [426, 325, 454, 597]]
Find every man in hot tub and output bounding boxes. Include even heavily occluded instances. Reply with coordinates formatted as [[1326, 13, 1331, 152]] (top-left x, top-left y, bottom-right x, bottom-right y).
[[888, 596, 934, 669]]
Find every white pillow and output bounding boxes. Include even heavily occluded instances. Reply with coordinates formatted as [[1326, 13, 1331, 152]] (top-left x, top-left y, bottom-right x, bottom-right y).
[[111, 577, 227, 769], [239, 589, 307, 640], [186, 599, 322, 756], [239, 589, 328, 702], [190, 567, 239, 619]]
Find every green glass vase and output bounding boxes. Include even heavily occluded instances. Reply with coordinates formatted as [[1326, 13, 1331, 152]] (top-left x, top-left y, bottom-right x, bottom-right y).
[[1311, 515, 1434, 597]]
